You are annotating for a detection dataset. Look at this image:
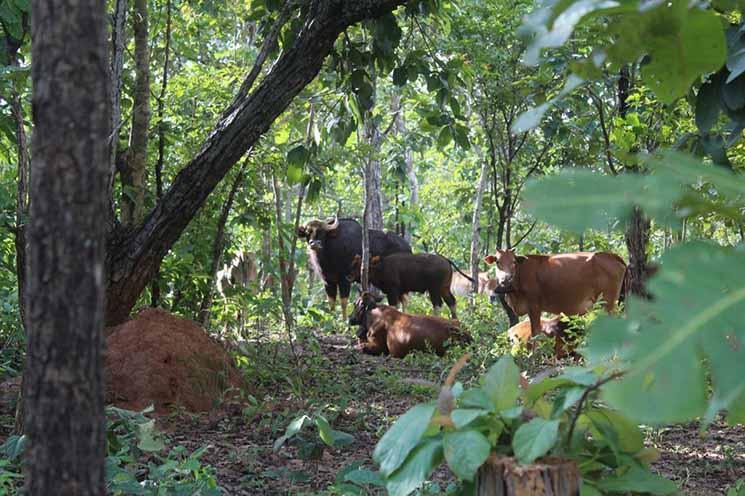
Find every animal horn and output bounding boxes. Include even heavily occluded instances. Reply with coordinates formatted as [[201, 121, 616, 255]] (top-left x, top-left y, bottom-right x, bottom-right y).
[[325, 216, 339, 231]]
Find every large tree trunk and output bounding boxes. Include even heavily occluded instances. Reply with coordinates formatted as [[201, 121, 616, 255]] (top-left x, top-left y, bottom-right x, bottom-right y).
[[104, 0, 406, 326], [25, 0, 110, 492], [470, 159, 489, 296], [120, 0, 150, 226]]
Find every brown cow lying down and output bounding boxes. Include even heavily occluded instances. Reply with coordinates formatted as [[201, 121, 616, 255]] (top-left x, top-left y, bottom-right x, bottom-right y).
[[485, 249, 626, 338], [348, 293, 471, 358], [506, 316, 576, 358]]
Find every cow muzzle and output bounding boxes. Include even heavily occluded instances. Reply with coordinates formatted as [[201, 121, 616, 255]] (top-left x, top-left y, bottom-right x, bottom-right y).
[[309, 240, 323, 251]]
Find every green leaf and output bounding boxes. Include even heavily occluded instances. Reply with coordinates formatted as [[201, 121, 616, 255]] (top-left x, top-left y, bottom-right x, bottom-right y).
[[273, 414, 310, 451], [373, 403, 436, 477], [458, 388, 494, 411], [580, 481, 603, 496], [437, 126, 452, 149], [551, 387, 585, 417], [512, 418, 559, 464], [589, 242, 745, 424], [640, 6, 726, 104], [385, 437, 443, 496], [696, 76, 722, 133], [315, 415, 355, 448], [585, 408, 644, 453], [451, 408, 490, 429], [344, 468, 385, 487], [392, 66, 408, 86], [443, 430, 490, 481], [481, 356, 520, 412], [136, 420, 165, 453], [596, 465, 678, 494]]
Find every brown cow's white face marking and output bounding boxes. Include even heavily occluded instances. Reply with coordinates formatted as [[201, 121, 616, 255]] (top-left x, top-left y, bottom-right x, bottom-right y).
[[485, 250, 518, 286]]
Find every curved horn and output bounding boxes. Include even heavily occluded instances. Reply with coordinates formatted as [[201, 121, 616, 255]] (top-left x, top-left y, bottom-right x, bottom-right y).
[[325, 216, 339, 231]]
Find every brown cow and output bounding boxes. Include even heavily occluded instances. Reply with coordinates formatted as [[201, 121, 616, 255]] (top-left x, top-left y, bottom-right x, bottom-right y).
[[349, 253, 458, 319], [484, 250, 626, 338], [450, 271, 491, 297], [506, 316, 576, 358], [348, 293, 471, 358]]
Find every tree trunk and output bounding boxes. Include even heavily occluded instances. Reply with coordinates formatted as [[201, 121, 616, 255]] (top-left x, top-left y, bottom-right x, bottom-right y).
[[25, 0, 109, 492], [392, 94, 417, 242], [121, 0, 150, 226], [476, 456, 580, 496], [624, 206, 651, 298], [5, 37, 29, 334], [363, 112, 384, 230], [104, 0, 406, 326], [470, 159, 489, 296], [108, 0, 127, 217], [198, 161, 247, 327], [150, 0, 172, 307]]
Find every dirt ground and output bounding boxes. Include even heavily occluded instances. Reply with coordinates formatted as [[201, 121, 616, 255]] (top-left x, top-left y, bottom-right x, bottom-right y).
[[1, 333, 744, 495]]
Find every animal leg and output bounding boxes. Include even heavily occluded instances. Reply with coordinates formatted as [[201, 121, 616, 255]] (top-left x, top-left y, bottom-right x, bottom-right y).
[[430, 291, 443, 316], [341, 298, 348, 321], [528, 306, 542, 338], [325, 282, 338, 313], [339, 279, 351, 322], [443, 291, 457, 320]]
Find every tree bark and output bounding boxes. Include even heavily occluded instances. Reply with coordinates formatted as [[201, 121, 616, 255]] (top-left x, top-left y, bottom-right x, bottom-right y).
[[5, 35, 29, 334], [363, 112, 384, 230], [108, 0, 127, 217], [104, 0, 407, 326], [625, 206, 651, 298], [476, 456, 580, 496], [121, 0, 150, 226], [151, 0, 172, 307], [470, 159, 489, 296], [198, 160, 248, 327], [392, 94, 417, 242], [25, 0, 109, 492]]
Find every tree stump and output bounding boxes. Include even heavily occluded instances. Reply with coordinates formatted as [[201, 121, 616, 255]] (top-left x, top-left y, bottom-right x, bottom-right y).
[[476, 455, 580, 496]]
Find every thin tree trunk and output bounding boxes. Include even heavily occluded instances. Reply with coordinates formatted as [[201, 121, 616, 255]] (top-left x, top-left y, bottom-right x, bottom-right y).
[[151, 0, 172, 307], [470, 159, 489, 297], [198, 160, 248, 327], [25, 0, 109, 492], [363, 115, 384, 230], [578, 233, 584, 251], [108, 0, 127, 219], [5, 38, 29, 334], [121, 0, 150, 226], [103, 0, 408, 326], [625, 207, 651, 298], [391, 94, 417, 242]]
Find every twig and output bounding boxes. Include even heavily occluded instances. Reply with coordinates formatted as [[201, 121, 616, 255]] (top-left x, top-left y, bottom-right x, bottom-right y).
[[566, 370, 625, 448]]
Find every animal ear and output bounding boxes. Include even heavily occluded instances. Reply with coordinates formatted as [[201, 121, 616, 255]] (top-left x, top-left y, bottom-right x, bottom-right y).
[[371, 256, 381, 265], [516, 255, 528, 264], [297, 226, 307, 238], [484, 255, 497, 265]]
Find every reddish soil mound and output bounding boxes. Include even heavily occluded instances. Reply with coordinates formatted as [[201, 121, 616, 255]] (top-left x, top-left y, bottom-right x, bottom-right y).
[[105, 308, 242, 413]]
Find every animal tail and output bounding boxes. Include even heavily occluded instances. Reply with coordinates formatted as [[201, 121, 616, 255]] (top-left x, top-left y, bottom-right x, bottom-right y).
[[441, 255, 474, 283]]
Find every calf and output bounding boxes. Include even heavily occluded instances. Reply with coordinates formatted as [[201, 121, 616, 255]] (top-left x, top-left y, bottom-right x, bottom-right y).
[[350, 252, 458, 319], [484, 249, 626, 338], [349, 293, 471, 358], [450, 270, 491, 297], [506, 316, 576, 358]]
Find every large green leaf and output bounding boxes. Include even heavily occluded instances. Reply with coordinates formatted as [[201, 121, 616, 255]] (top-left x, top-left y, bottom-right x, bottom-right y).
[[385, 437, 443, 496], [373, 403, 436, 477], [512, 418, 560, 464], [595, 465, 678, 494], [586, 242, 745, 424], [443, 430, 491, 481], [315, 415, 355, 448], [480, 356, 520, 412]]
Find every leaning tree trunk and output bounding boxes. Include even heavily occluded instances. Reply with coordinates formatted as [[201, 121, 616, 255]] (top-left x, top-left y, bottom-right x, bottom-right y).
[[476, 456, 580, 496], [104, 0, 407, 326], [25, 0, 110, 493], [120, 0, 150, 226]]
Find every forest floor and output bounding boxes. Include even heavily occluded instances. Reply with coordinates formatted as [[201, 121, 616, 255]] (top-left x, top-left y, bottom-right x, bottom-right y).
[[2, 333, 744, 495]]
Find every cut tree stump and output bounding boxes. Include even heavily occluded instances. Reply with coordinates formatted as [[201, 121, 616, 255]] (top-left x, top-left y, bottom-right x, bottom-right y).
[[476, 455, 580, 496]]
